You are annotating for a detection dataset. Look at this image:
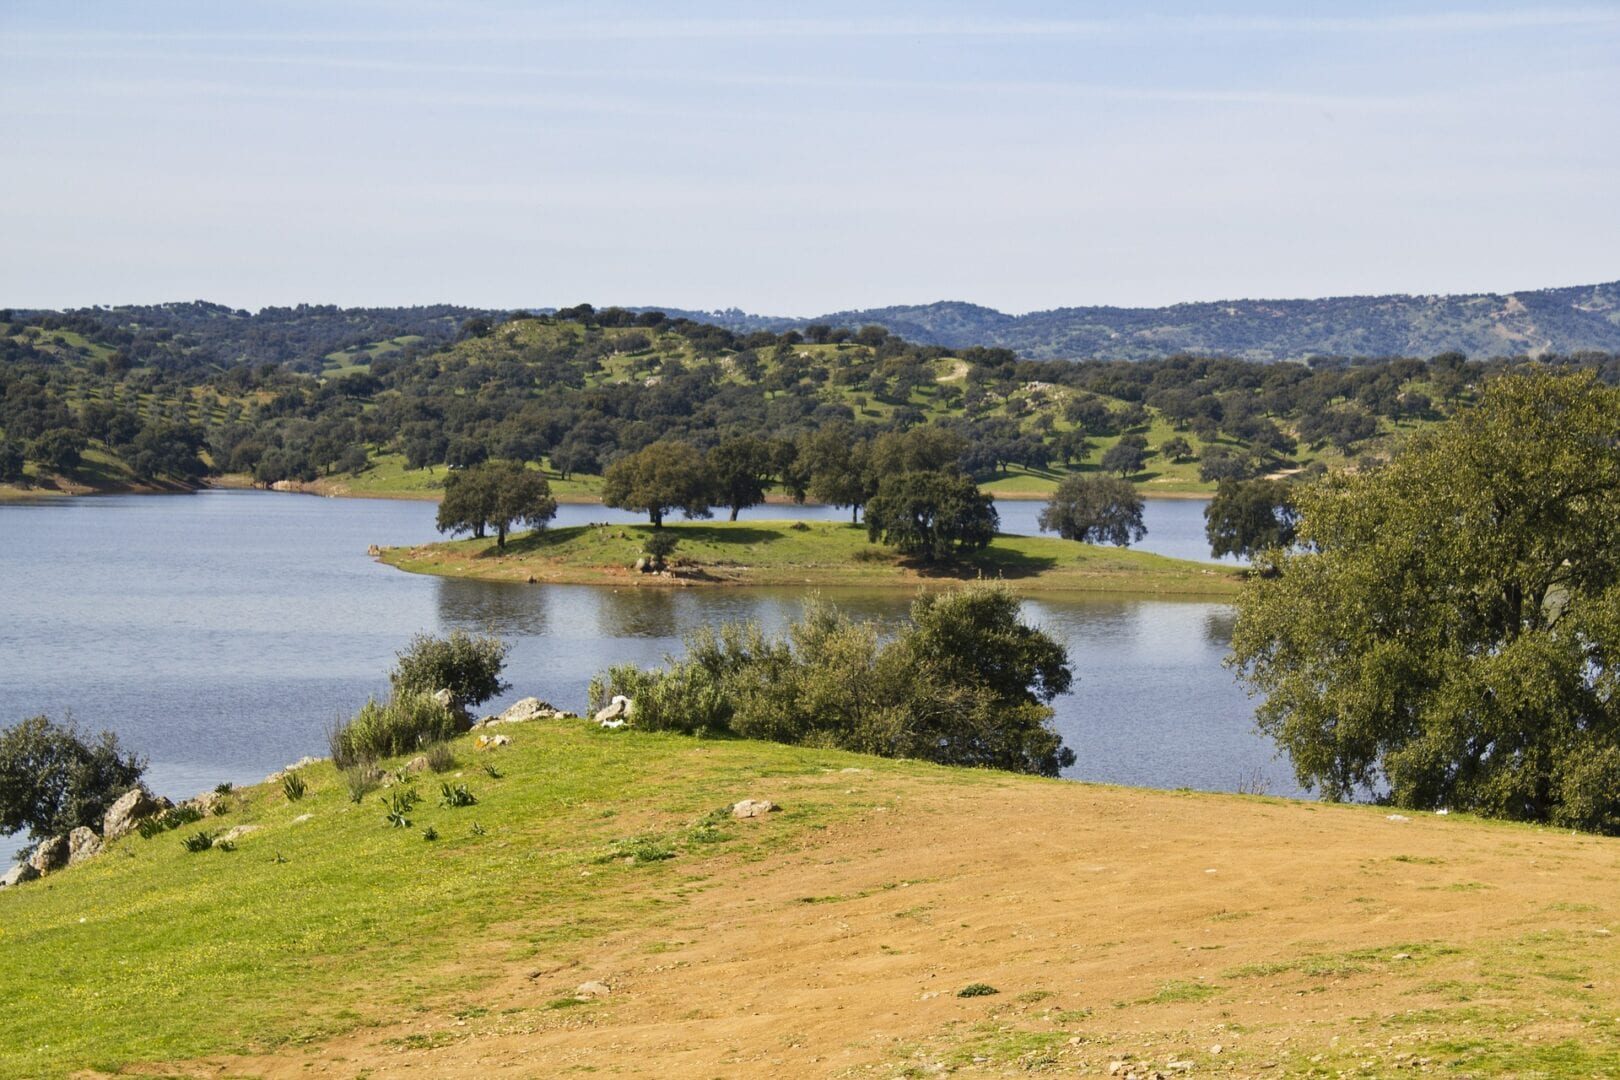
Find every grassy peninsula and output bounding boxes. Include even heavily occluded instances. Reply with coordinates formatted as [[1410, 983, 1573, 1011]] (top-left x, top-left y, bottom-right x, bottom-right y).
[[3, 720, 1616, 1079], [379, 519, 1243, 595]]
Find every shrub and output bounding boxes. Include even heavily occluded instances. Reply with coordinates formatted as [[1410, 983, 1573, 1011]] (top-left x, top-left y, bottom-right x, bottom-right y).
[[424, 741, 457, 774], [957, 983, 999, 998], [586, 587, 1075, 776], [343, 763, 383, 804], [333, 693, 461, 764], [281, 772, 306, 802], [0, 715, 148, 841], [390, 631, 509, 708], [181, 831, 214, 853]]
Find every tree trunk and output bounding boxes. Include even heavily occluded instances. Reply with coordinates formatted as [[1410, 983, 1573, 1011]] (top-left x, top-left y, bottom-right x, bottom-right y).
[[496, 523, 507, 550], [729, 506, 740, 521], [650, 509, 663, 528]]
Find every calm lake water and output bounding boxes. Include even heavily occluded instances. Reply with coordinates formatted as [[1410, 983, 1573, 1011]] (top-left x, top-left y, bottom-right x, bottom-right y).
[[0, 490, 1291, 801]]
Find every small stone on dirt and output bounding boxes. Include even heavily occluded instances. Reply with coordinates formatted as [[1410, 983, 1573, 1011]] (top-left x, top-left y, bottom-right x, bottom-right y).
[[731, 799, 780, 819], [574, 980, 611, 998]]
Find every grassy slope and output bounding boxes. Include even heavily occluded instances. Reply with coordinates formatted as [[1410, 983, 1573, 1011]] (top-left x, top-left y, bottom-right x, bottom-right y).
[[380, 519, 1243, 596], [3, 723, 1616, 1079]]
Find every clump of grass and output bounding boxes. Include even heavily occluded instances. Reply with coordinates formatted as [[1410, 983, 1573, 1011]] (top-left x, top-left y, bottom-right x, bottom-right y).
[[331, 692, 461, 767], [422, 826, 439, 841], [958, 983, 1000, 998], [344, 763, 383, 804], [594, 835, 676, 864], [424, 741, 457, 773], [439, 782, 476, 808], [137, 805, 204, 839], [180, 831, 214, 853], [281, 772, 307, 802], [213, 782, 234, 795]]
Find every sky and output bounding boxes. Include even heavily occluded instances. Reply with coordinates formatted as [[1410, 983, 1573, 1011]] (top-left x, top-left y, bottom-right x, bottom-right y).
[[2, 1, 1617, 315]]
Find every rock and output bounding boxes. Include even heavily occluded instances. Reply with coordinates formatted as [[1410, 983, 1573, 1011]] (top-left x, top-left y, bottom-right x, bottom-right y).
[[593, 695, 633, 726], [27, 834, 69, 875], [1, 862, 40, 888], [484, 698, 561, 725], [403, 755, 430, 774], [219, 824, 262, 843], [1167, 1060, 1194, 1072], [432, 688, 472, 729], [265, 757, 323, 784], [292, 813, 313, 823], [185, 791, 225, 816], [574, 980, 612, 999], [1386, 813, 1410, 822], [68, 826, 103, 866], [476, 734, 511, 749], [731, 799, 780, 819], [367, 544, 382, 556], [103, 787, 163, 840]]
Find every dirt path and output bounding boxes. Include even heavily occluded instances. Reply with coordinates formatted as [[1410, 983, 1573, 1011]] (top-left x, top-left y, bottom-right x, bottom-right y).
[[130, 773, 1619, 1079]]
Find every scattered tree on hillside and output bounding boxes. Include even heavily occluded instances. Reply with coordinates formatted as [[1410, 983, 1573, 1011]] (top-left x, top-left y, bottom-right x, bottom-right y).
[[706, 435, 774, 521]]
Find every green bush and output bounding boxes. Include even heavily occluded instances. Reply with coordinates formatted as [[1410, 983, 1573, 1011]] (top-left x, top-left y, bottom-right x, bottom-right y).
[[390, 631, 509, 708], [332, 692, 461, 765], [586, 586, 1076, 776]]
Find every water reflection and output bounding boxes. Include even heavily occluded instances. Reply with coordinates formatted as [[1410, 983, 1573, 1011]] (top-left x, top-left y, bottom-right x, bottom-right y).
[[436, 577, 552, 636]]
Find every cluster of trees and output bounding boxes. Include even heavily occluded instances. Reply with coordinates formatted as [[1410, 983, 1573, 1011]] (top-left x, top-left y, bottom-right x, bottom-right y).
[[590, 587, 1076, 776]]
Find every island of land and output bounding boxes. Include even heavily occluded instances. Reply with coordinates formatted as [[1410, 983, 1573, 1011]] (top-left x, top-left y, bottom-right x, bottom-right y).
[[378, 519, 1245, 596]]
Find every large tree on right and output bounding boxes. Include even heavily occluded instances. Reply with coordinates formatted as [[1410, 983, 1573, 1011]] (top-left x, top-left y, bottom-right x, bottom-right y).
[[1231, 371, 1620, 833]]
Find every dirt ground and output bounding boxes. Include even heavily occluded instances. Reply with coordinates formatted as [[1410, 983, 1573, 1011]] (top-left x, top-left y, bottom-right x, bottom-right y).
[[113, 771, 1619, 1079]]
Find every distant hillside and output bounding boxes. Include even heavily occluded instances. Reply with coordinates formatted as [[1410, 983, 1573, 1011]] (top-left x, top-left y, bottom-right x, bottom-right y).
[[654, 281, 1620, 362]]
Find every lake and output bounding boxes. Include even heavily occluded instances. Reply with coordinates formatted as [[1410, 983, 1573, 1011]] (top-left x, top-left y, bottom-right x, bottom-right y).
[[0, 490, 1292, 802]]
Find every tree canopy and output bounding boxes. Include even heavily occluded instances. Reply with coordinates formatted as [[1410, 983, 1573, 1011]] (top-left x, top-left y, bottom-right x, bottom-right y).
[[1038, 475, 1145, 547], [1203, 477, 1298, 559], [601, 440, 714, 527], [436, 460, 557, 549], [0, 716, 147, 841], [1230, 371, 1620, 833], [864, 468, 998, 562]]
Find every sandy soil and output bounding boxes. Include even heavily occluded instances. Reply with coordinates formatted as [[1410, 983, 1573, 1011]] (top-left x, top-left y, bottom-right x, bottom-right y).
[[113, 773, 1619, 1079]]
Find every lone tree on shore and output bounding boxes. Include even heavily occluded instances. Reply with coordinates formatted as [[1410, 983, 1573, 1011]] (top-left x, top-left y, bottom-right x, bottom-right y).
[[864, 468, 997, 563], [1038, 475, 1145, 547], [1203, 477, 1298, 560], [601, 440, 714, 527], [705, 435, 774, 521], [0, 716, 147, 842], [436, 460, 557, 549], [1231, 371, 1620, 834]]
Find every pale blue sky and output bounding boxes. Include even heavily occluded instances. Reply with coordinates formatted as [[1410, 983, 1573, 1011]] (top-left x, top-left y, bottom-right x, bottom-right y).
[[2, 2, 1616, 314]]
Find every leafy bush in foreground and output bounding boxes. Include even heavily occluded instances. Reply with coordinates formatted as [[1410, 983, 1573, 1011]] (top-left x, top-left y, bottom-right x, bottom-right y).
[[589, 586, 1075, 776], [390, 630, 509, 708]]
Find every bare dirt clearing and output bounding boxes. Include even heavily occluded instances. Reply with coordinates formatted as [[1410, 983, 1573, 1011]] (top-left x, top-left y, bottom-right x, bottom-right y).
[[135, 772, 1619, 1079]]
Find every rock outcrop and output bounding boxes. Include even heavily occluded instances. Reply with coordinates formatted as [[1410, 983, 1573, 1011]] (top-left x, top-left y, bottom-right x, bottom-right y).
[[730, 799, 780, 819], [27, 834, 69, 874], [68, 826, 103, 865], [593, 696, 633, 728], [103, 788, 164, 840], [0, 862, 40, 888], [476, 697, 577, 726]]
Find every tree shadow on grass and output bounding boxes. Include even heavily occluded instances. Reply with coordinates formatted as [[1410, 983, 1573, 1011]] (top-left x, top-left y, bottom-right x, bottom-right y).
[[490, 522, 787, 560], [900, 543, 1060, 581]]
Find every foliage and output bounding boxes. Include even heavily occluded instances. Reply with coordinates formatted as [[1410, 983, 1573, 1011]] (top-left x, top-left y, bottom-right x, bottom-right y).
[[136, 805, 205, 839], [333, 692, 464, 765], [281, 772, 307, 802], [436, 460, 557, 549], [424, 742, 457, 773], [438, 782, 477, 808], [389, 630, 509, 708], [1231, 372, 1620, 832], [343, 764, 382, 804], [957, 983, 1000, 998], [1204, 478, 1299, 559], [864, 469, 998, 562], [601, 440, 715, 527], [0, 715, 147, 841], [382, 787, 421, 829], [641, 530, 679, 570], [589, 586, 1075, 776], [180, 831, 214, 853], [1038, 475, 1145, 547], [705, 435, 774, 521]]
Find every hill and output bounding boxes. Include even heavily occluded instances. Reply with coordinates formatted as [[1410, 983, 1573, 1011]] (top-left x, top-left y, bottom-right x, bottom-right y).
[[663, 280, 1620, 361], [2, 720, 1615, 1078]]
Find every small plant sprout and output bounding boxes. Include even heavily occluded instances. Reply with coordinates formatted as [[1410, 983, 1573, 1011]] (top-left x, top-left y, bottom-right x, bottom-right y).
[[482, 761, 503, 779], [422, 826, 439, 841], [282, 772, 307, 802], [439, 782, 476, 808], [470, 821, 486, 837], [382, 787, 420, 828]]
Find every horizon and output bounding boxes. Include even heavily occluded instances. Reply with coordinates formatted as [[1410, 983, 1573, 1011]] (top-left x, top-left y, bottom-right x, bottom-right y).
[[2, 2, 1617, 313]]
